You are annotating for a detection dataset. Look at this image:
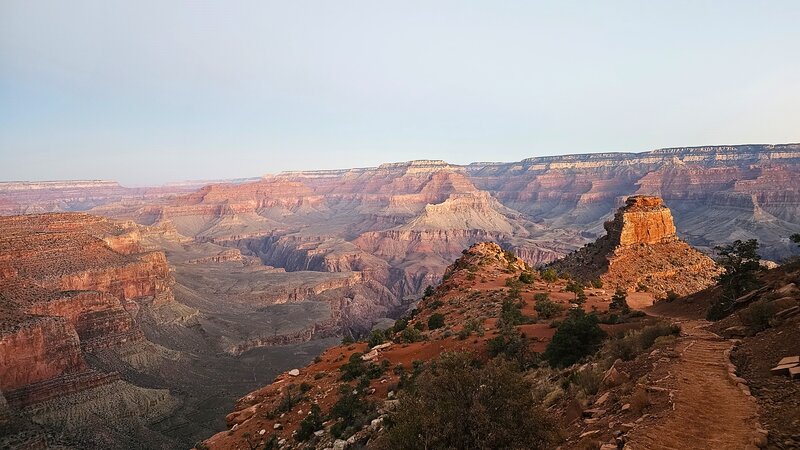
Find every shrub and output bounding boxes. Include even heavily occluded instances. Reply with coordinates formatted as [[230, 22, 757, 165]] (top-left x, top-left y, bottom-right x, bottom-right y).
[[376, 353, 559, 450], [339, 353, 385, 380], [570, 367, 603, 396], [424, 285, 435, 297], [368, 329, 388, 348], [738, 301, 776, 332], [427, 313, 445, 330], [393, 317, 408, 333], [519, 271, 536, 284], [487, 325, 537, 368], [330, 384, 376, 439], [296, 403, 323, 442], [399, 326, 423, 343], [544, 310, 606, 367], [428, 299, 443, 309], [500, 298, 533, 326], [604, 321, 681, 361], [590, 278, 604, 288], [341, 335, 354, 345], [534, 294, 564, 319], [665, 290, 680, 302], [540, 268, 558, 283]]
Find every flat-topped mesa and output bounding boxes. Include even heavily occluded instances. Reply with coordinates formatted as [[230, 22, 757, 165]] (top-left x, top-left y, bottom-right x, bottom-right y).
[[605, 195, 678, 247]]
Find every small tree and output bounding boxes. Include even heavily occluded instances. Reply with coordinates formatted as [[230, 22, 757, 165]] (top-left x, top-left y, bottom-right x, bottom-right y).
[[792, 233, 800, 247], [424, 285, 435, 297], [541, 268, 558, 284], [708, 239, 761, 320], [376, 353, 558, 450], [427, 313, 445, 330], [610, 287, 631, 314], [544, 309, 606, 367], [534, 293, 564, 319], [296, 403, 324, 441]]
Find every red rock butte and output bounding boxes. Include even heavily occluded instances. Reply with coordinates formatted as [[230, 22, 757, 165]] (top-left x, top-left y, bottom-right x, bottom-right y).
[[550, 195, 721, 296]]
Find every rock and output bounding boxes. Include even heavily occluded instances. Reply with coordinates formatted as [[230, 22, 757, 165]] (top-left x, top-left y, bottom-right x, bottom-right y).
[[580, 430, 600, 438], [288, 369, 300, 377], [583, 408, 607, 418], [599, 445, 617, 450], [723, 326, 750, 338], [594, 392, 610, 406], [314, 430, 325, 437], [273, 423, 282, 430], [258, 429, 266, 435], [549, 195, 721, 296], [602, 366, 629, 387], [621, 403, 630, 412]]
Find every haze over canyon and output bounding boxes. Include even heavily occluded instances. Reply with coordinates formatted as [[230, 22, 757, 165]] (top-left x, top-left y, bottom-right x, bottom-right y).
[[1, 143, 800, 449]]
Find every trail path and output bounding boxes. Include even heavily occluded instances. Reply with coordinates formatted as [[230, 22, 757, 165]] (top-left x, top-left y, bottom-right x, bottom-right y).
[[625, 307, 764, 450]]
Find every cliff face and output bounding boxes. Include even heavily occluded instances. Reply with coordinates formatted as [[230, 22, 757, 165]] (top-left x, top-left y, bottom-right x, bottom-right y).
[[0, 214, 176, 415], [550, 195, 721, 296]]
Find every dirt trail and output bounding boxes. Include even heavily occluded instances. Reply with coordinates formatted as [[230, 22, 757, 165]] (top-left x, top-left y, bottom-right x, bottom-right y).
[[626, 312, 764, 450]]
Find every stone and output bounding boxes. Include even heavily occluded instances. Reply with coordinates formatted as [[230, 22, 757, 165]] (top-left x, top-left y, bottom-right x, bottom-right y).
[[621, 403, 630, 412], [273, 423, 282, 430], [288, 369, 300, 377], [778, 356, 799, 366], [770, 363, 799, 376], [595, 392, 610, 406]]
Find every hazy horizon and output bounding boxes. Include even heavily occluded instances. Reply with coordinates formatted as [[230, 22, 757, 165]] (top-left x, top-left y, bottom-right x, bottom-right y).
[[2, 1, 799, 185]]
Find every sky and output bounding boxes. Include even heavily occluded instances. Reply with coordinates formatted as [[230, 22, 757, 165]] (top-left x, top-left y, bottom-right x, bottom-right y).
[[1, 1, 799, 186]]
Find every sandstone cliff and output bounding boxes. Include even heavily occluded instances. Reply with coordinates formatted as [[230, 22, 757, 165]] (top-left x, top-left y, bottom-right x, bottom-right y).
[[550, 196, 721, 296]]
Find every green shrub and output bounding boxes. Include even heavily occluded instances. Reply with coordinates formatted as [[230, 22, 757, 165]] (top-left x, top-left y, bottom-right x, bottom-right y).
[[500, 298, 533, 326], [376, 353, 558, 450], [604, 321, 680, 361], [519, 271, 536, 284], [487, 326, 536, 368], [339, 353, 385, 380], [534, 295, 564, 319], [540, 268, 558, 283], [399, 327, 423, 343], [424, 285, 435, 297], [393, 317, 409, 333], [295, 403, 323, 442], [590, 279, 604, 288], [368, 329, 388, 348], [544, 310, 606, 367], [330, 385, 376, 439], [427, 313, 445, 330]]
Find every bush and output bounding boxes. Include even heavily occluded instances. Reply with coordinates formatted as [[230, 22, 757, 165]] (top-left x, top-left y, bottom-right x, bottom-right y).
[[424, 285, 435, 297], [519, 271, 536, 284], [544, 310, 606, 367], [487, 325, 536, 368], [296, 403, 323, 442], [427, 313, 445, 330], [604, 321, 680, 361], [590, 278, 604, 288], [376, 353, 558, 450], [368, 329, 388, 348], [500, 298, 533, 326], [398, 326, 423, 343], [534, 294, 564, 319], [393, 317, 409, 333], [339, 353, 385, 380], [738, 301, 776, 332], [330, 384, 376, 439], [540, 268, 558, 283]]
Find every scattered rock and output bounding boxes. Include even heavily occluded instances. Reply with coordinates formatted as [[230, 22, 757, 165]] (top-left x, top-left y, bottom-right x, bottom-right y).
[[288, 369, 300, 377], [273, 423, 282, 430]]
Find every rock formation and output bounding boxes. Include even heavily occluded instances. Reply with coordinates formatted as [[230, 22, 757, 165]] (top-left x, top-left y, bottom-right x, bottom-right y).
[[0, 214, 180, 448], [550, 196, 721, 296]]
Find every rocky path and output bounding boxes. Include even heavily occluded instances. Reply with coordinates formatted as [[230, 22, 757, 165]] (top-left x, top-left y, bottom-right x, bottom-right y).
[[626, 318, 765, 450]]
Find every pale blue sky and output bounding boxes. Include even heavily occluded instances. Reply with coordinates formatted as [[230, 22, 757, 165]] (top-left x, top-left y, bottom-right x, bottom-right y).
[[1, 1, 799, 186]]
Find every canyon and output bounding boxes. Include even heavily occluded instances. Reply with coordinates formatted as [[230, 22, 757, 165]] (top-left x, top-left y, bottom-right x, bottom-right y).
[[1, 143, 800, 449]]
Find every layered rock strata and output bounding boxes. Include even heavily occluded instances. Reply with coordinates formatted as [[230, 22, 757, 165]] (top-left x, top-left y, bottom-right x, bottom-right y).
[[550, 196, 721, 296]]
